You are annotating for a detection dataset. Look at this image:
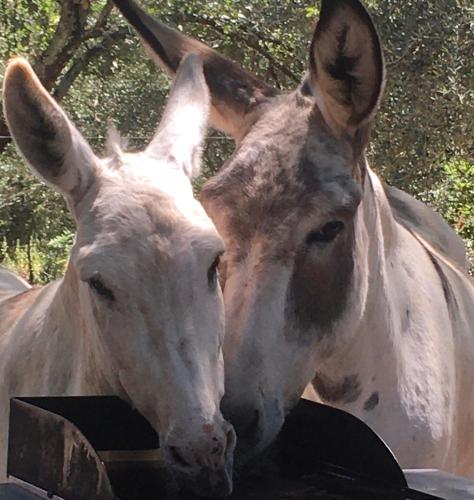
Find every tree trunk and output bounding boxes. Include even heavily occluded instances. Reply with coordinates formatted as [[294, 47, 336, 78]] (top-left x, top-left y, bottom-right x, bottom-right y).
[[0, 0, 116, 154]]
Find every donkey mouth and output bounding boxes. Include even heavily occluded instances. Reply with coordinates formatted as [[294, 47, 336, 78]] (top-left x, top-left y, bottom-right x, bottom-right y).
[[229, 401, 285, 468], [174, 463, 233, 498]]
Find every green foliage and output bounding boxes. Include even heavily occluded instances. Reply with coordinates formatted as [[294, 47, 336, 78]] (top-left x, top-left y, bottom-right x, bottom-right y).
[[0, 146, 73, 246], [0, 230, 74, 285], [39, 230, 75, 283], [0, 238, 39, 283], [0, 0, 58, 58], [438, 159, 474, 241], [422, 159, 474, 270], [369, 0, 473, 195]]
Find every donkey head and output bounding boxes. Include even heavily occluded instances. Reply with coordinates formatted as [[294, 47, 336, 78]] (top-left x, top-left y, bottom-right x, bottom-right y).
[[3, 55, 235, 496], [113, 0, 384, 460]]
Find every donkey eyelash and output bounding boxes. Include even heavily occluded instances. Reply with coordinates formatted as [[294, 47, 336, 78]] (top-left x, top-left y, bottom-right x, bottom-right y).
[[306, 221, 345, 246], [207, 254, 222, 288], [87, 276, 116, 301]]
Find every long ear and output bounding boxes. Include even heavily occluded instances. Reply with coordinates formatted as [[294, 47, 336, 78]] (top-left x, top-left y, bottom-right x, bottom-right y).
[[147, 53, 209, 179], [112, 0, 277, 141], [3, 58, 98, 203], [309, 0, 384, 138]]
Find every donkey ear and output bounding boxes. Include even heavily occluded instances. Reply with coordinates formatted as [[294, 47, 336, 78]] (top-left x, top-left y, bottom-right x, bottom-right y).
[[309, 0, 384, 137], [147, 53, 209, 179], [112, 0, 277, 142], [3, 58, 97, 203]]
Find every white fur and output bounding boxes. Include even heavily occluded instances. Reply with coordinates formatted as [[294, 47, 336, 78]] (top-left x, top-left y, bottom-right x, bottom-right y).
[[301, 169, 474, 475]]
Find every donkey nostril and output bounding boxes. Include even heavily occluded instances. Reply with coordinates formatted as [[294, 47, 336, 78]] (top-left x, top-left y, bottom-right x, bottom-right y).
[[241, 409, 261, 440], [224, 428, 236, 455], [249, 409, 260, 431], [168, 446, 192, 468], [226, 429, 236, 446]]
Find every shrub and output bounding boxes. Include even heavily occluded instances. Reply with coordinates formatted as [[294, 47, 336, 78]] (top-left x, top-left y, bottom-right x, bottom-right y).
[[0, 231, 74, 285]]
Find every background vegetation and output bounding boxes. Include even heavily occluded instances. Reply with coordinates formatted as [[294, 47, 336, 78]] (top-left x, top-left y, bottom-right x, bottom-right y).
[[0, 0, 472, 283]]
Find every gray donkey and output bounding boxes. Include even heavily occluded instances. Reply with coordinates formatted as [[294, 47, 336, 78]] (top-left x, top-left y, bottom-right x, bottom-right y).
[[114, 0, 474, 477]]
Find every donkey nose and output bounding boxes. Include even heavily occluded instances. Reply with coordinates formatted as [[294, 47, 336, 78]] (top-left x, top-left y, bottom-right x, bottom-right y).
[[221, 391, 264, 439], [237, 408, 263, 444], [166, 444, 194, 470], [163, 424, 236, 497], [223, 396, 284, 462], [165, 425, 236, 470]]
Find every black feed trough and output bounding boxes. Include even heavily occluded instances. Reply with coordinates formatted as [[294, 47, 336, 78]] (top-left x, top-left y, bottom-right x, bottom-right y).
[[1, 397, 473, 499]]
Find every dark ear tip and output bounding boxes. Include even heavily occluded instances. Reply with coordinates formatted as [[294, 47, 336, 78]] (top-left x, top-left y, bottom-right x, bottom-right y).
[[111, 0, 128, 9], [3, 58, 42, 108], [315, 0, 381, 57], [321, 0, 366, 9], [111, 0, 143, 23], [320, 0, 373, 21], [5, 57, 35, 87]]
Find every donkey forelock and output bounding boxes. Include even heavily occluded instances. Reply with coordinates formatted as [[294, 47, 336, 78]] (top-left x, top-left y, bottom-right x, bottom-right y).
[[104, 124, 129, 160], [201, 94, 362, 261]]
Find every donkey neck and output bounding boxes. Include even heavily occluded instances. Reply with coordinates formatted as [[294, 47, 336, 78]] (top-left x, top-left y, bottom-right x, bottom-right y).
[[1, 265, 117, 397], [53, 264, 120, 395]]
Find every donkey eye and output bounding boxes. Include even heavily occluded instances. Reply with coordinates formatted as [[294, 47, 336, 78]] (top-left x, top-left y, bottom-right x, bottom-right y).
[[207, 254, 221, 288], [306, 221, 345, 245], [88, 276, 115, 301]]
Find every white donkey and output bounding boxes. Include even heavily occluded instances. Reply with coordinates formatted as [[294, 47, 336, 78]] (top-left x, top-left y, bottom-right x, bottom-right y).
[[114, 0, 474, 477], [1, 55, 235, 496]]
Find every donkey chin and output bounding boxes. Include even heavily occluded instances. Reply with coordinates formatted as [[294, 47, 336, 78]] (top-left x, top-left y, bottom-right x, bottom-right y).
[[173, 459, 234, 498], [161, 421, 237, 497], [224, 398, 285, 470]]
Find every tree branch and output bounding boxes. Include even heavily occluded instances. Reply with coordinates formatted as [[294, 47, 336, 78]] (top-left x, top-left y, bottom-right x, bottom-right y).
[[1, 0, 117, 154], [181, 13, 301, 85], [32, 0, 92, 89], [82, 0, 115, 41], [53, 28, 128, 101]]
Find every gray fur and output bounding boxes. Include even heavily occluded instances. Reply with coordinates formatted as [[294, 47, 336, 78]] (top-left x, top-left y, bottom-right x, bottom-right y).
[[113, 0, 472, 470], [312, 373, 361, 404], [112, 0, 276, 139], [285, 224, 355, 336], [364, 392, 380, 411], [6, 78, 67, 179], [386, 184, 467, 271], [0, 266, 30, 295], [202, 94, 362, 331]]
